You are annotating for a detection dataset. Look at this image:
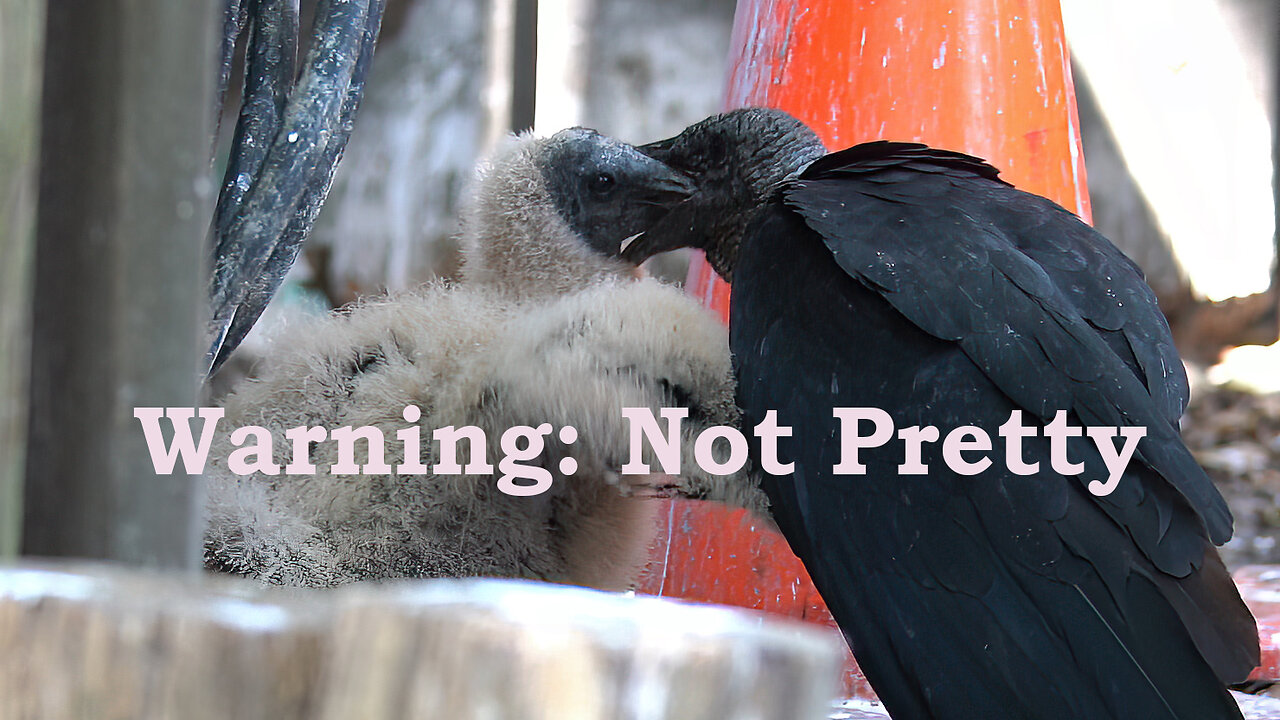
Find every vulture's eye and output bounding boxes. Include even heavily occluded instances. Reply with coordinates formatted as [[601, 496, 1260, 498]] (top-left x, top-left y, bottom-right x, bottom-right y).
[[588, 172, 616, 196]]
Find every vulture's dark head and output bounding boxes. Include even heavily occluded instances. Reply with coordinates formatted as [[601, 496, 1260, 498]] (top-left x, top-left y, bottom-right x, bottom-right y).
[[461, 127, 694, 299], [622, 108, 826, 281]]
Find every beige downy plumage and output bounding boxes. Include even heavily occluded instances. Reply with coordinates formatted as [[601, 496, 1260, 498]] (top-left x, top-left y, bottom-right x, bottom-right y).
[[204, 127, 765, 589]]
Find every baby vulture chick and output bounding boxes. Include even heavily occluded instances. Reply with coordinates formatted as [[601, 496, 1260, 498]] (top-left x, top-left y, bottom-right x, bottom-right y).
[[459, 127, 692, 299], [205, 127, 762, 589]]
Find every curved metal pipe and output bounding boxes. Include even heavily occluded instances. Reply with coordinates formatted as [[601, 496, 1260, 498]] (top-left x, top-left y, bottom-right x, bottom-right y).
[[207, 0, 385, 376]]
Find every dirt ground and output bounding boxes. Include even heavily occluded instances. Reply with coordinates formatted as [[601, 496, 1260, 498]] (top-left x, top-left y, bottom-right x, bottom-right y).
[[1183, 383, 1280, 570]]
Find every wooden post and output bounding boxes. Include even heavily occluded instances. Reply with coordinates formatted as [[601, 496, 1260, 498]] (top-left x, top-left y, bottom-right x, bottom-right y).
[[0, 1, 44, 559], [314, 579, 842, 720], [0, 563, 325, 720], [0, 563, 843, 719], [511, 0, 537, 133], [23, 2, 219, 567]]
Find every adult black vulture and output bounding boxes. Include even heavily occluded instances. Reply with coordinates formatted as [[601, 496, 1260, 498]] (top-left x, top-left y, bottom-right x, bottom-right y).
[[624, 108, 1259, 720], [205, 127, 762, 587]]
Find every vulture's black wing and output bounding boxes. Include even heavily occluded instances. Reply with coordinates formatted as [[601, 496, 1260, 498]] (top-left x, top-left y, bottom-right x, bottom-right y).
[[731, 142, 1255, 720]]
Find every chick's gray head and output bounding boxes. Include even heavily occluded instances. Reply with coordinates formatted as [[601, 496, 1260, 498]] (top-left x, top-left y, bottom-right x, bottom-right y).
[[621, 108, 826, 281], [460, 126, 693, 300], [541, 127, 696, 256]]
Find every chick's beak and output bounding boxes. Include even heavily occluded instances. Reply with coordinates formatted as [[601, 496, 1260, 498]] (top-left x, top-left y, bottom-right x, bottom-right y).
[[619, 155, 708, 264], [645, 169, 695, 204], [611, 148, 697, 261], [625, 149, 695, 205], [619, 201, 700, 264], [617, 130, 711, 264]]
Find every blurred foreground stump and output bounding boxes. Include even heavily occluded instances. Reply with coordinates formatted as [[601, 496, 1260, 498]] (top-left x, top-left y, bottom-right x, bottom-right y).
[[0, 562, 841, 720], [0, 564, 322, 720]]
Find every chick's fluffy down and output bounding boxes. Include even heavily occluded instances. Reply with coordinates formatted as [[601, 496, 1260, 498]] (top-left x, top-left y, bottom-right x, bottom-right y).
[[205, 279, 764, 589]]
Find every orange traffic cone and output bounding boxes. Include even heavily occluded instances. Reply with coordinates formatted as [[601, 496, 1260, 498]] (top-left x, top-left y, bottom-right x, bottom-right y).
[[688, 0, 1092, 321], [641, 0, 1095, 699]]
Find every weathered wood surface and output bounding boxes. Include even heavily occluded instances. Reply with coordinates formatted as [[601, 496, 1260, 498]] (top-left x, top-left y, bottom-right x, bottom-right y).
[[0, 562, 842, 720], [0, 0, 44, 558], [23, 2, 218, 566], [0, 564, 322, 720]]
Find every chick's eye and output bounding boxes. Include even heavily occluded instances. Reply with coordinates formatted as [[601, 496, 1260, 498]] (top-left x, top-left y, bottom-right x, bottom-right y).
[[588, 172, 616, 195]]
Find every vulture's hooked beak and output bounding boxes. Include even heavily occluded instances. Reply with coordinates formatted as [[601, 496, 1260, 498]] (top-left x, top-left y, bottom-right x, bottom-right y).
[[638, 165, 696, 206], [624, 108, 827, 270], [618, 135, 700, 263], [619, 200, 704, 264], [614, 149, 697, 260]]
